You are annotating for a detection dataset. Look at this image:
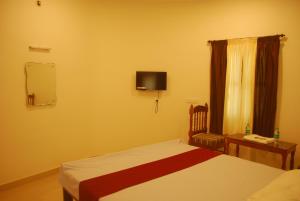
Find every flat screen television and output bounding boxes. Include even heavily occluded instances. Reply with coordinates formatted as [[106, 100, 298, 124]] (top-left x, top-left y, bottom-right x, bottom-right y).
[[136, 71, 167, 90]]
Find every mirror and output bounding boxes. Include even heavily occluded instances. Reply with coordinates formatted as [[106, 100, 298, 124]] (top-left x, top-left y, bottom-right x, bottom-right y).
[[25, 62, 56, 106]]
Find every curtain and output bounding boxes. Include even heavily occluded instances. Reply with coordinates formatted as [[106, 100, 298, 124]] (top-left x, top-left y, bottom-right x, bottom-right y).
[[223, 38, 257, 134], [209, 40, 227, 134], [253, 36, 280, 137]]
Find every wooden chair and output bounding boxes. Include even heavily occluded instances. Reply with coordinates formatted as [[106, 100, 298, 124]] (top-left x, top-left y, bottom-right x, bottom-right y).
[[188, 103, 225, 151]]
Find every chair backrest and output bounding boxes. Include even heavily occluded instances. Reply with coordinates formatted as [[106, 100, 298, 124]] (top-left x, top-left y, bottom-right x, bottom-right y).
[[188, 103, 208, 141]]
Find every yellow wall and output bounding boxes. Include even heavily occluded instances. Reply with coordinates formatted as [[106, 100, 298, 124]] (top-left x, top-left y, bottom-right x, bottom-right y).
[[1, 0, 300, 185]]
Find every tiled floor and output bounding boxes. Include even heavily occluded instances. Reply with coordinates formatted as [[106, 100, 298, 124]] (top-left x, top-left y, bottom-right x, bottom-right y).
[[0, 173, 63, 201]]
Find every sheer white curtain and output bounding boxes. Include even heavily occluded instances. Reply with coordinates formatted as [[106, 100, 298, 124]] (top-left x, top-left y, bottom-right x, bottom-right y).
[[223, 38, 257, 134]]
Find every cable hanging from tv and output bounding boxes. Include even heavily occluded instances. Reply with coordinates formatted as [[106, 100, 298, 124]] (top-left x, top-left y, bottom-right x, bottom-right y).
[[155, 91, 160, 114]]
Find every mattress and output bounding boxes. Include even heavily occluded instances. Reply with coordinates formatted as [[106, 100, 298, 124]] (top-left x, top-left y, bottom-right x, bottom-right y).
[[59, 139, 283, 201]]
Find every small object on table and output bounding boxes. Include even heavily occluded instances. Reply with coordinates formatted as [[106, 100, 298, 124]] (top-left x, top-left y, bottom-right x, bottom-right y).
[[245, 123, 251, 135], [273, 128, 280, 144]]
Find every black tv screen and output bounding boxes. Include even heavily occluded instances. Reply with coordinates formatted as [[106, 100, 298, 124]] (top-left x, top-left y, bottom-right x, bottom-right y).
[[136, 71, 167, 90]]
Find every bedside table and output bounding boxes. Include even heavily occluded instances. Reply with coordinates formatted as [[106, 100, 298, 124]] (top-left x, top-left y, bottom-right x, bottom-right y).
[[225, 134, 297, 170]]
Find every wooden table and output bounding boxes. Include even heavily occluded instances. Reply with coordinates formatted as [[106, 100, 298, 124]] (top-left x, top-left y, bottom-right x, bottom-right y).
[[225, 134, 297, 170]]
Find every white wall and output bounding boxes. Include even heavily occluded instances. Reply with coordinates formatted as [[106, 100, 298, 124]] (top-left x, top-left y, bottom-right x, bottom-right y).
[[1, 0, 300, 184]]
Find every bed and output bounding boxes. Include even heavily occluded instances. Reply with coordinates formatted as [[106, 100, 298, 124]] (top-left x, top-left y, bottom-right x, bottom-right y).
[[59, 139, 299, 201]]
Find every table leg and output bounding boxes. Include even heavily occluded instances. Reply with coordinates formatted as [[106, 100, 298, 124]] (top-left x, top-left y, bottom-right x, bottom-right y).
[[290, 150, 295, 170], [281, 153, 287, 170], [225, 140, 229, 154], [63, 188, 73, 201], [236, 144, 240, 157]]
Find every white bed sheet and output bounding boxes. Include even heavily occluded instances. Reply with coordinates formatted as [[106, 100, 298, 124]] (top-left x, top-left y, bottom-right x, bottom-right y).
[[59, 139, 283, 201]]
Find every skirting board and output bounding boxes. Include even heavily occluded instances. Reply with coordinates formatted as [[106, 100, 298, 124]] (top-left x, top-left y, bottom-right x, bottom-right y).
[[0, 167, 59, 190]]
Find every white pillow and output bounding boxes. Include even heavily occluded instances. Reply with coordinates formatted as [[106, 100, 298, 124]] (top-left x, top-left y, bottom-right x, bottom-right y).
[[247, 169, 300, 201]]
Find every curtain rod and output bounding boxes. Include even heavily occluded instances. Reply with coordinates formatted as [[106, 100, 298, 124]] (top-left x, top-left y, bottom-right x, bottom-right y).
[[207, 34, 285, 43]]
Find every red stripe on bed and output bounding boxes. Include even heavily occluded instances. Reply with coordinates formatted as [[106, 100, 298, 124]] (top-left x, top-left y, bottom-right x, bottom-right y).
[[79, 148, 221, 201]]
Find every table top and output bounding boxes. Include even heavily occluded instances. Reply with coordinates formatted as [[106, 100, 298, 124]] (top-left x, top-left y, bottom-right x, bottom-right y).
[[226, 134, 297, 151]]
